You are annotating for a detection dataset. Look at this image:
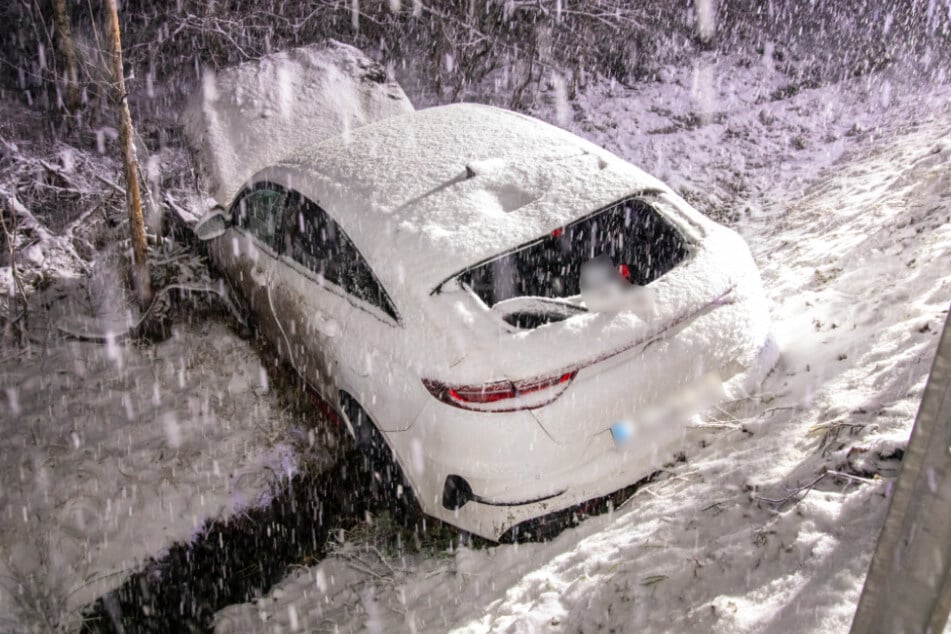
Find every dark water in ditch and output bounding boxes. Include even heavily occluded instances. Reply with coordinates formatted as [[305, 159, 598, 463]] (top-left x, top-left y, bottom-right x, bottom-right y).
[[78, 440, 648, 634], [79, 446, 409, 633]]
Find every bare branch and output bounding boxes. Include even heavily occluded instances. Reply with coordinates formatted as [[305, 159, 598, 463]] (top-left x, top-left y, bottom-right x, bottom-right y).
[[755, 469, 878, 508]]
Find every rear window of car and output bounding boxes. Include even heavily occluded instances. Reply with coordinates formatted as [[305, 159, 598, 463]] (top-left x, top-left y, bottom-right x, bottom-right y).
[[450, 196, 690, 307]]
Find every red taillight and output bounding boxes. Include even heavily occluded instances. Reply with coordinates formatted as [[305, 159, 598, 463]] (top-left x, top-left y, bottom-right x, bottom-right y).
[[422, 371, 578, 413]]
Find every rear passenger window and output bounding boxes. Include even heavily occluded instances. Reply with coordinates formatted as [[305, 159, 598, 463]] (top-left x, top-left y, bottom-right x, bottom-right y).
[[282, 192, 399, 321], [231, 185, 285, 250]]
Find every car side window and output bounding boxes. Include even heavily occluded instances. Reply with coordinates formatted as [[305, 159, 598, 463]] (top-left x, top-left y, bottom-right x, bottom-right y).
[[231, 185, 285, 250], [282, 192, 399, 321]]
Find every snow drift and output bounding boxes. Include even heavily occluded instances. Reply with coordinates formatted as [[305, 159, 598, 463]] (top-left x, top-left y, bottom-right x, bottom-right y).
[[183, 40, 414, 206]]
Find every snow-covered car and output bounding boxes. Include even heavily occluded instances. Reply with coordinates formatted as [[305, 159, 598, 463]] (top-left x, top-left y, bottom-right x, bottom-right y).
[[194, 103, 776, 541]]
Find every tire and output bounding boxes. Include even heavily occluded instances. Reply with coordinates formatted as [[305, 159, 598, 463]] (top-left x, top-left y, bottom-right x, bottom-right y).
[[338, 392, 417, 518]]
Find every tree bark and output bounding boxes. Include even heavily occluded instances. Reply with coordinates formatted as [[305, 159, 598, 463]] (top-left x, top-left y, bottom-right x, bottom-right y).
[[694, 0, 717, 48], [51, 0, 81, 112], [104, 0, 151, 310]]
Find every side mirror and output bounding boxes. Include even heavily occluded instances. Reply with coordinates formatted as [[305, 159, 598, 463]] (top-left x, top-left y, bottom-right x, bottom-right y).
[[194, 207, 228, 241]]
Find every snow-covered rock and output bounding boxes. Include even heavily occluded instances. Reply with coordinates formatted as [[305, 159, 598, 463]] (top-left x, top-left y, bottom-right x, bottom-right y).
[[182, 40, 414, 206]]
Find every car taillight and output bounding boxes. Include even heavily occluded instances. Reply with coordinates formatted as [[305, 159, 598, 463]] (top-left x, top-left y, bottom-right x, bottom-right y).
[[422, 370, 578, 413]]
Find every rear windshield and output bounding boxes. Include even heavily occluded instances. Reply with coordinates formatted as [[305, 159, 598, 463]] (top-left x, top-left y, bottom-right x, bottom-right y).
[[450, 196, 689, 307]]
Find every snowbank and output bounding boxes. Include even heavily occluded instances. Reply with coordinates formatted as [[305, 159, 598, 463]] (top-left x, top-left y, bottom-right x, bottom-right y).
[[0, 317, 305, 630], [183, 40, 414, 206]]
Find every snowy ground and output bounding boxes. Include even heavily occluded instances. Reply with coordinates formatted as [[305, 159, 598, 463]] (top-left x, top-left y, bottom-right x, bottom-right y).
[[0, 322, 307, 630], [0, 47, 949, 633], [0, 247, 321, 630]]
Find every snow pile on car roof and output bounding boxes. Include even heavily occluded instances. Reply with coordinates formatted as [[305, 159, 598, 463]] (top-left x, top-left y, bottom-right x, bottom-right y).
[[183, 40, 414, 206]]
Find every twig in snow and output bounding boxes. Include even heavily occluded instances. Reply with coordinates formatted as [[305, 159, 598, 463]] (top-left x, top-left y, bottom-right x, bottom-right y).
[[809, 420, 869, 434], [137, 282, 243, 329], [809, 419, 869, 450], [688, 421, 743, 431], [719, 391, 791, 406], [329, 551, 394, 585], [755, 472, 829, 507], [63, 567, 135, 604], [755, 469, 877, 508], [94, 173, 125, 196], [64, 195, 111, 237], [38, 159, 80, 190], [826, 470, 877, 484], [694, 402, 802, 430], [366, 545, 399, 577], [761, 405, 801, 416], [57, 281, 246, 342]]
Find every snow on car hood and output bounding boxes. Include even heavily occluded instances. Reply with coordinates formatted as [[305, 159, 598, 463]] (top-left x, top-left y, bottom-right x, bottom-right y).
[[274, 104, 676, 303]]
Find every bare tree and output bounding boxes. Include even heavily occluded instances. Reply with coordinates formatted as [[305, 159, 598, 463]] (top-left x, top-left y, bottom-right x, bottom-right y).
[[51, 0, 81, 112], [104, 0, 151, 309]]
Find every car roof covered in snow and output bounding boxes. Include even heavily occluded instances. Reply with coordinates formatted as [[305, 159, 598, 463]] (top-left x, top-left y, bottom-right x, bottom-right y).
[[263, 103, 670, 300]]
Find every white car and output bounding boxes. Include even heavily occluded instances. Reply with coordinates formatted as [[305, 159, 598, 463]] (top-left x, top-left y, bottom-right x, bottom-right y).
[[195, 103, 775, 541]]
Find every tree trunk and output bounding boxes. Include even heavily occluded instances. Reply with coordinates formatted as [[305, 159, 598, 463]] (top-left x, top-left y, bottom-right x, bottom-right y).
[[694, 0, 717, 48], [104, 0, 151, 310], [51, 0, 81, 112]]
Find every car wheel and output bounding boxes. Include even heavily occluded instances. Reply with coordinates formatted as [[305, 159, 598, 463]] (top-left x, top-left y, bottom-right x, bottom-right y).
[[338, 392, 417, 517]]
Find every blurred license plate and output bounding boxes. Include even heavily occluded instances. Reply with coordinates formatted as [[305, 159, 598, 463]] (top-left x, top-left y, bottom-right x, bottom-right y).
[[611, 420, 634, 446]]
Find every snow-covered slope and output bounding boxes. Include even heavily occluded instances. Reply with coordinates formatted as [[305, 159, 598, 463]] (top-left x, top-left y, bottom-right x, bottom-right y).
[[1, 45, 948, 633], [0, 238, 322, 630], [213, 59, 951, 633]]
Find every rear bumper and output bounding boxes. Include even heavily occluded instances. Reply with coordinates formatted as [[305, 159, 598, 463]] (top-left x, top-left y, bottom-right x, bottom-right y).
[[387, 379, 699, 541], [386, 331, 776, 541]]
